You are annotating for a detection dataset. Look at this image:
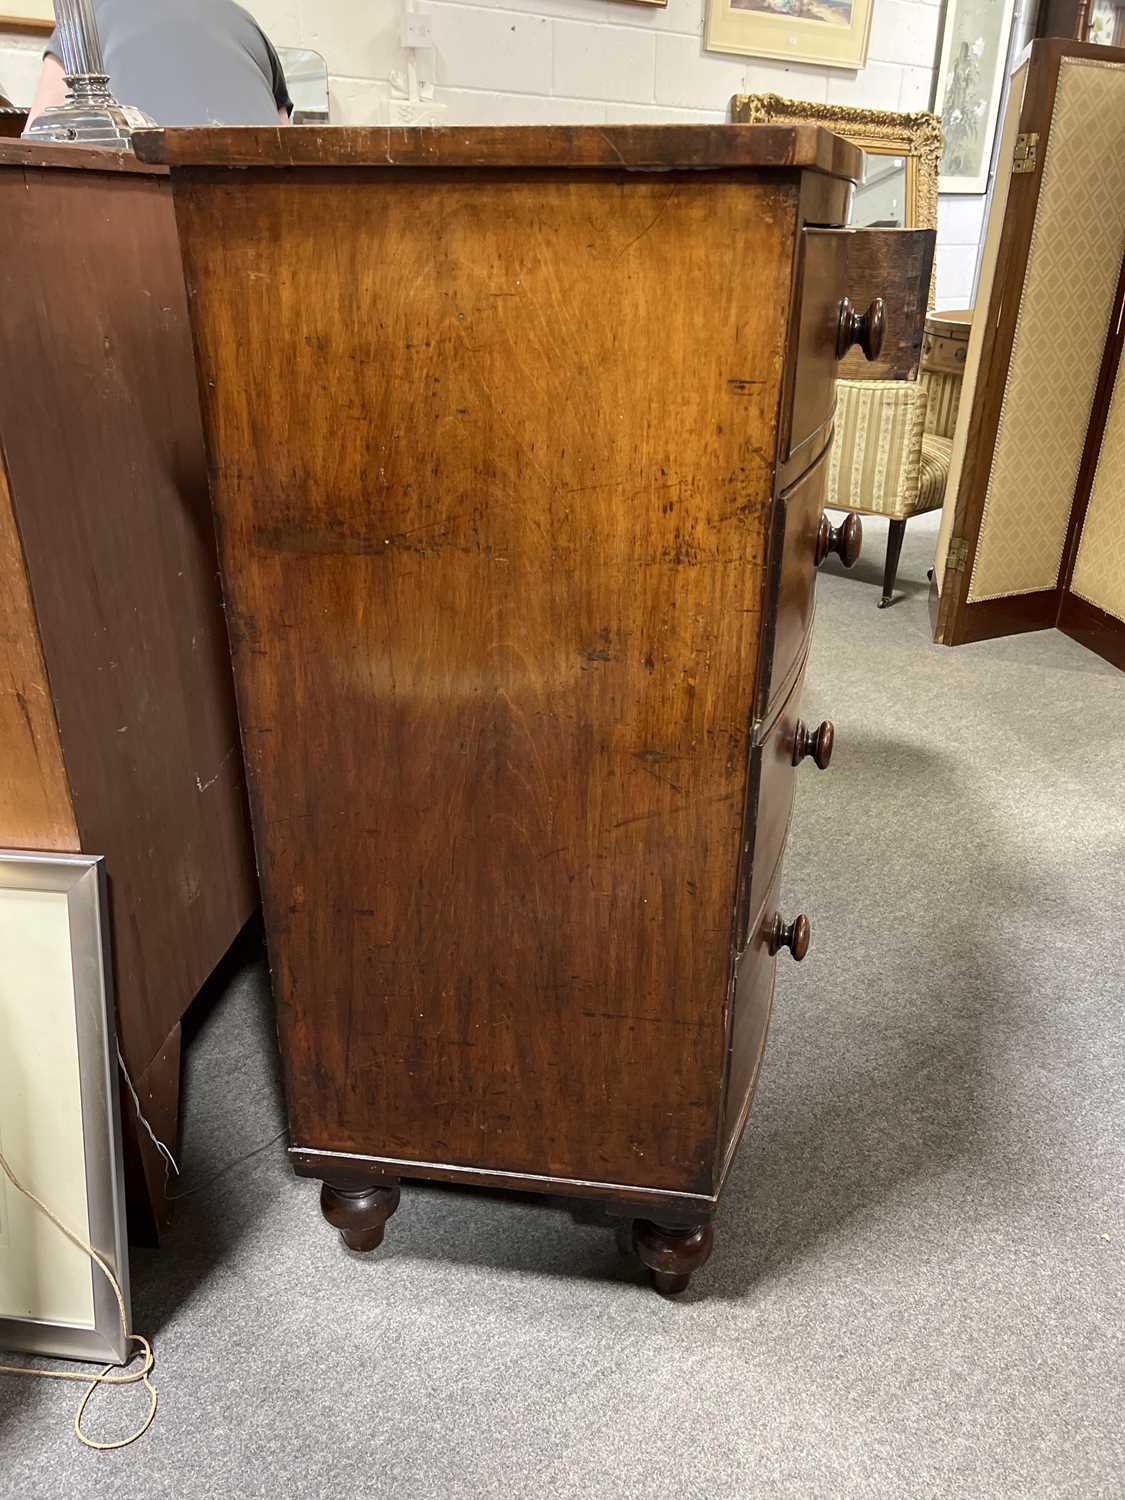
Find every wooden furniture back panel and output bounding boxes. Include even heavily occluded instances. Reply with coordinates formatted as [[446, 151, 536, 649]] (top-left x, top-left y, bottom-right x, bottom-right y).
[[177, 168, 798, 1191], [0, 451, 77, 851], [0, 165, 256, 1073]]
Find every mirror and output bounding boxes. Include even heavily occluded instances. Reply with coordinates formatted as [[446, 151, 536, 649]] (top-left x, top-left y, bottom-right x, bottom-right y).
[[852, 150, 908, 228], [277, 47, 330, 125]]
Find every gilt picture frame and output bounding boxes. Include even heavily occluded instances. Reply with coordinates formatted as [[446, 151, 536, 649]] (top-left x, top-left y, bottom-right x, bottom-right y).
[[707, 0, 873, 70], [933, 0, 1018, 193], [0, 851, 130, 1365]]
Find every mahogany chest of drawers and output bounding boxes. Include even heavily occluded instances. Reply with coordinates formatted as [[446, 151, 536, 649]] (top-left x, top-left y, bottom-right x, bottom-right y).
[[141, 124, 881, 1293]]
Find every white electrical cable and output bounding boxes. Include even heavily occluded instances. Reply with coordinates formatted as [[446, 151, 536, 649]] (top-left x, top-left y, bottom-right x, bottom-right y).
[[116, 1044, 180, 1177]]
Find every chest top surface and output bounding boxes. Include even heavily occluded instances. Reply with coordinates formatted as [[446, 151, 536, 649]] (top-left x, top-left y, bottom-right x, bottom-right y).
[[133, 122, 862, 181]]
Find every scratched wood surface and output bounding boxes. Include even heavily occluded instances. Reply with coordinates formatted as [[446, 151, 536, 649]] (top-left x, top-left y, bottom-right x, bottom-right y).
[[174, 167, 801, 1192], [137, 122, 863, 180], [0, 447, 77, 851], [0, 158, 258, 1233]]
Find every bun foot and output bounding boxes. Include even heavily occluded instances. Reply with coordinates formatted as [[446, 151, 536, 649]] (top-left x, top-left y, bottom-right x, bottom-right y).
[[633, 1219, 714, 1296], [319, 1174, 400, 1252]]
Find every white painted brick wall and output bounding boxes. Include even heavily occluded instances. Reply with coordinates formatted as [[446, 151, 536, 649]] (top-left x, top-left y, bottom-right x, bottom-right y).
[[0, 0, 987, 295], [0, 32, 49, 106]]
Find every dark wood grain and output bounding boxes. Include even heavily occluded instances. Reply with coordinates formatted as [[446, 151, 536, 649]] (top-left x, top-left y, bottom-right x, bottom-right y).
[[164, 144, 870, 1285], [938, 589, 1059, 643], [815, 511, 862, 568], [0, 109, 26, 139], [879, 516, 908, 608], [739, 661, 807, 953], [1057, 593, 1125, 671], [633, 1219, 715, 1295], [720, 860, 783, 1173], [0, 138, 167, 174], [320, 1174, 401, 1252], [290, 1145, 717, 1218], [137, 122, 863, 179], [176, 165, 803, 1196], [838, 228, 935, 381], [792, 718, 834, 770], [769, 912, 811, 961], [756, 452, 831, 718], [783, 229, 850, 468], [0, 152, 258, 1236], [0, 449, 76, 851]]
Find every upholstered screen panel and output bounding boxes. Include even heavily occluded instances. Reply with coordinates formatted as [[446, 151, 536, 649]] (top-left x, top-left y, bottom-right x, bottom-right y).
[[968, 56, 1125, 603], [1070, 349, 1125, 623], [934, 59, 1028, 592]]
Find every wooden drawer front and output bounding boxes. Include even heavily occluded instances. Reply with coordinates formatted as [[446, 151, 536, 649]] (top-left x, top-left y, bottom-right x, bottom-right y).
[[783, 227, 848, 470], [740, 663, 807, 950], [722, 860, 784, 1161], [757, 449, 828, 717]]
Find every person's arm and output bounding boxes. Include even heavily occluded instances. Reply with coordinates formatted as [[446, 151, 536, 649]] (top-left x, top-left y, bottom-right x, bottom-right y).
[[262, 34, 292, 126], [25, 52, 67, 127]]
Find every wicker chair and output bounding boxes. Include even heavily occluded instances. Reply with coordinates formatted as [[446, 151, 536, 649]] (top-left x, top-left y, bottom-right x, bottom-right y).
[[826, 310, 968, 608]]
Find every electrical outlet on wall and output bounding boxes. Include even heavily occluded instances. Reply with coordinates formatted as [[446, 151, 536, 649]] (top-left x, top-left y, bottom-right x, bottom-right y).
[[402, 13, 434, 48], [388, 99, 447, 126]]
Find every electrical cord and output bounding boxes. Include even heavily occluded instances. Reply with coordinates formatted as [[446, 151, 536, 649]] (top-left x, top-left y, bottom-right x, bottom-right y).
[[0, 1146, 157, 1450]]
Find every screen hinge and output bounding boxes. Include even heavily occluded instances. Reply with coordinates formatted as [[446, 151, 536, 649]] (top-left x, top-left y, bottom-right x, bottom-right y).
[[945, 536, 971, 575], [1012, 132, 1039, 174]]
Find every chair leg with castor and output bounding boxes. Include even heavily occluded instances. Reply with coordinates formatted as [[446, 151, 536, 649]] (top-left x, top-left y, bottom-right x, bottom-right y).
[[879, 518, 907, 609]]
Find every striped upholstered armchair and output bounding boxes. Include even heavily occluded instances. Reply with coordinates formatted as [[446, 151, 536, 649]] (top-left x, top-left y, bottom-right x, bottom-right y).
[[826, 311, 968, 608]]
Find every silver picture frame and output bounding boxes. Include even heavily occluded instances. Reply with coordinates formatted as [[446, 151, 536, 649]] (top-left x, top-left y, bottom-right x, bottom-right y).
[[0, 850, 130, 1365]]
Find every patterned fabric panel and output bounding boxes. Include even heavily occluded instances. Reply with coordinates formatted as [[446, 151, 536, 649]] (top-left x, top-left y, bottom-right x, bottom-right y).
[[826, 379, 928, 519], [1070, 353, 1125, 624], [919, 369, 962, 440], [968, 56, 1125, 602], [919, 435, 953, 513]]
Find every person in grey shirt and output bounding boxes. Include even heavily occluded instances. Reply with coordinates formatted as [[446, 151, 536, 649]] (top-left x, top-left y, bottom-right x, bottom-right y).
[[26, 0, 292, 129]]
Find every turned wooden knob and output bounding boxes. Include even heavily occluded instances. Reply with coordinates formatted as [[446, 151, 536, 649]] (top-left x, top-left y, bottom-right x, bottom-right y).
[[815, 511, 862, 568], [769, 912, 811, 961], [793, 718, 834, 770], [836, 295, 885, 361]]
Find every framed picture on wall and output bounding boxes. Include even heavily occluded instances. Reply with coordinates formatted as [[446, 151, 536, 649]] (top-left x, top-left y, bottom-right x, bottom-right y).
[[933, 0, 1018, 193], [0, 4, 54, 31], [706, 0, 873, 70], [1088, 0, 1125, 44]]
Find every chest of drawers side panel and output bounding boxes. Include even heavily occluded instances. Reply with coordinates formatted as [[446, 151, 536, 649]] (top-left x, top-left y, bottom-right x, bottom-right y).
[[172, 166, 801, 1196]]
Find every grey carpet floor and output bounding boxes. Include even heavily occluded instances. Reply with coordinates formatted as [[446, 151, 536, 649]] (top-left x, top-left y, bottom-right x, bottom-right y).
[[4, 512, 1124, 1498]]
